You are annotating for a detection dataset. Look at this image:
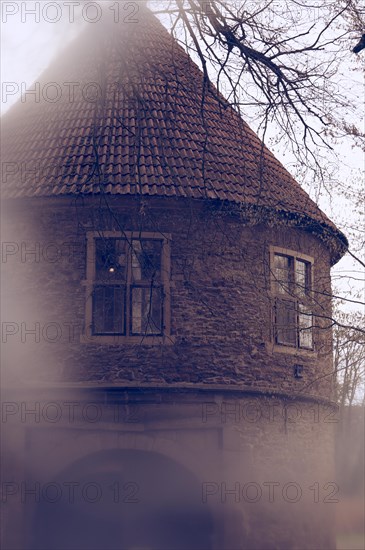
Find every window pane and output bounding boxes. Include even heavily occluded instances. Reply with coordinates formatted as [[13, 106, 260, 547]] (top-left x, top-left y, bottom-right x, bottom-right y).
[[131, 286, 163, 335], [92, 285, 125, 334], [131, 240, 162, 283], [275, 299, 296, 346], [295, 260, 310, 297], [298, 305, 313, 349], [95, 238, 126, 281], [273, 254, 292, 294]]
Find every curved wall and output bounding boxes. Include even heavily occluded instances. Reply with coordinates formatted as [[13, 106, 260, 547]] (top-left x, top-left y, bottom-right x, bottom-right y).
[[1, 195, 337, 550], [2, 195, 334, 398]]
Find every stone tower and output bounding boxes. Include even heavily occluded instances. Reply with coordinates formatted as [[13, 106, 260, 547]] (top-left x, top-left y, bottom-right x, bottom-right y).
[[1, 4, 347, 549]]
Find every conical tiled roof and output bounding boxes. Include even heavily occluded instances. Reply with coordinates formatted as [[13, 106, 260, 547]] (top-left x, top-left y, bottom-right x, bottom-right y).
[[1, 3, 347, 260]]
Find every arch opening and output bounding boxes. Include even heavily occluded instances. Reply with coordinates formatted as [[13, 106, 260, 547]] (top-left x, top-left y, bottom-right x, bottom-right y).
[[32, 449, 214, 550]]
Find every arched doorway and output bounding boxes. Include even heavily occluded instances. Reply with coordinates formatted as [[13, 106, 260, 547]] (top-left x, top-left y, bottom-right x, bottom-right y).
[[32, 449, 214, 550]]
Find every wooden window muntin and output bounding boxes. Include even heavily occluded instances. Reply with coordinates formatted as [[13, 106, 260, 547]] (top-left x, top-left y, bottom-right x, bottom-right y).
[[270, 247, 314, 350], [85, 232, 171, 342]]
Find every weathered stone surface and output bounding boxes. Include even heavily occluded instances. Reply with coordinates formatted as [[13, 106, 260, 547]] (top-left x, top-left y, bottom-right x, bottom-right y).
[[1, 195, 338, 549]]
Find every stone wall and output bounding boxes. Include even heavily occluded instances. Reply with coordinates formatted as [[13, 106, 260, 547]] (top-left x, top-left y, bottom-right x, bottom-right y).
[[2, 195, 334, 398], [1, 388, 337, 550], [1, 195, 338, 549]]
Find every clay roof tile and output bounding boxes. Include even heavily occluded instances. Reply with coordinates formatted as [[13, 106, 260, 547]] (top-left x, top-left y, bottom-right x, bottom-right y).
[[1, 3, 347, 262]]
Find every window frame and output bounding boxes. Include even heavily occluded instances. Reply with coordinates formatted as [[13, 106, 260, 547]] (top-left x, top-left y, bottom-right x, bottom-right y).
[[270, 246, 315, 353], [82, 231, 172, 344]]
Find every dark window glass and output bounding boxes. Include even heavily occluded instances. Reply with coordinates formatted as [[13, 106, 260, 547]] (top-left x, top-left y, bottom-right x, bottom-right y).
[[92, 237, 165, 337], [131, 286, 163, 335], [295, 259, 310, 297], [95, 238, 127, 282], [272, 252, 314, 350], [275, 299, 297, 346], [92, 285, 125, 335], [273, 254, 292, 295], [131, 240, 162, 283], [298, 305, 313, 349]]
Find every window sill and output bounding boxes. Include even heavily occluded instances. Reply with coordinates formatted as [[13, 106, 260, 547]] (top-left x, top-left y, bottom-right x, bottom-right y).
[[80, 334, 176, 346], [266, 342, 317, 357]]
